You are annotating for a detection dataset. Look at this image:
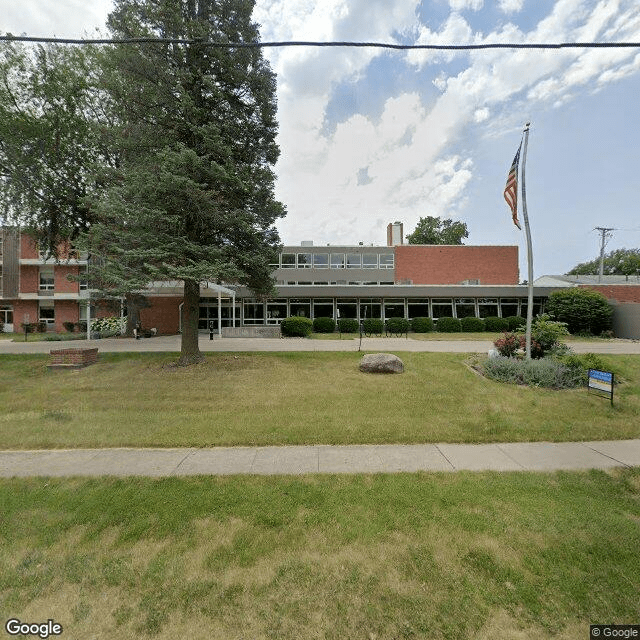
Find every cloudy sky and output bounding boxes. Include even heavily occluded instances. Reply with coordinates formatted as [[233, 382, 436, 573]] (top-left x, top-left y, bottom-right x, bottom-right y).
[[2, 0, 640, 278]]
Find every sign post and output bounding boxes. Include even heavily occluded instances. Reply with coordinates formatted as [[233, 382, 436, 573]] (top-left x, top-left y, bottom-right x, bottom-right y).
[[588, 369, 614, 406]]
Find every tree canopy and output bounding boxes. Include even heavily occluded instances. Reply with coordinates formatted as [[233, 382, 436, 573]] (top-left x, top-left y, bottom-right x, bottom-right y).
[[546, 288, 613, 336], [567, 248, 640, 276], [406, 216, 468, 245]]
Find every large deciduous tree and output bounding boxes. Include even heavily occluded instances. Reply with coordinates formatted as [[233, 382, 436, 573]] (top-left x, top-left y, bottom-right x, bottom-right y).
[[0, 42, 113, 255], [406, 216, 468, 245], [567, 248, 640, 277], [89, 0, 285, 364]]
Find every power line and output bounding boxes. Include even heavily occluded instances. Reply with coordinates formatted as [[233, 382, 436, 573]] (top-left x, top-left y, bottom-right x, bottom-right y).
[[1, 35, 640, 49]]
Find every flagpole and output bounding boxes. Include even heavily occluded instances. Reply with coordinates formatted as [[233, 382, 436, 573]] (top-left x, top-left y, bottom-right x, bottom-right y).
[[520, 122, 534, 359]]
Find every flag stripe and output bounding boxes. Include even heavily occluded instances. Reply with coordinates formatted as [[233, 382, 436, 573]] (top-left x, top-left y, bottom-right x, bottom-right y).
[[504, 143, 522, 230]]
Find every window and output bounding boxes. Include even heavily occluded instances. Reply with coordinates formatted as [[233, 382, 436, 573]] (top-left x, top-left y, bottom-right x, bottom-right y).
[[330, 253, 345, 269], [281, 253, 295, 268], [266, 299, 287, 324], [297, 253, 312, 268], [359, 298, 382, 320], [346, 253, 362, 269], [243, 299, 264, 325], [408, 299, 430, 318], [432, 298, 453, 318], [362, 254, 378, 269], [500, 298, 520, 318], [478, 298, 499, 318], [313, 253, 329, 269], [379, 253, 394, 268], [39, 302, 55, 326], [79, 267, 88, 291], [289, 298, 311, 318], [383, 298, 405, 319], [455, 298, 476, 318], [0, 305, 13, 325], [39, 266, 55, 291], [313, 298, 334, 319], [336, 298, 357, 319]]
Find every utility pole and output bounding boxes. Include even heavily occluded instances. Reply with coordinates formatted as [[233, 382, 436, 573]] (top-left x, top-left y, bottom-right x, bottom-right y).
[[595, 227, 614, 283]]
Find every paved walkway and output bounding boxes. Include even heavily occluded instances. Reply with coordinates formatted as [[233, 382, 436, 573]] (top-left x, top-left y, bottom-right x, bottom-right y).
[[2, 334, 640, 353], [1, 440, 639, 477]]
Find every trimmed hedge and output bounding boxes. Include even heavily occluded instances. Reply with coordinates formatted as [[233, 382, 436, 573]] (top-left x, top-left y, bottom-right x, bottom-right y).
[[460, 316, 484, 332], [363, 318, 384, 335], [338, 318, 359, 333], [436, 317, 461, 332], [411, 317, 434, 333], [385, 317, 409, 334], [505, 316, 526, 331], [280, 316, 313, 337], [483, 316, 509, 332], [313, 317, 336, 333]]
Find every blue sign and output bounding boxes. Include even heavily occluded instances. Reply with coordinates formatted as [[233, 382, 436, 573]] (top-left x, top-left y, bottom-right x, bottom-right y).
[[588, 369, 614, 406]]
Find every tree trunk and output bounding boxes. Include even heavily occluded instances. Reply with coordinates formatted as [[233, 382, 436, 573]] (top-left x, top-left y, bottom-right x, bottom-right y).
[[178, 278, 204, 365]]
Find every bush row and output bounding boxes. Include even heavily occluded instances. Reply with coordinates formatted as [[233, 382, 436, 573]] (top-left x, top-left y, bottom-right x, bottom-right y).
[[282, 315, 528, 335]]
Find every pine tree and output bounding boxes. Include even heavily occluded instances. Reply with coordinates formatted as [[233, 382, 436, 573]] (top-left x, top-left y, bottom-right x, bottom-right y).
[[90, 0, 285, 364]]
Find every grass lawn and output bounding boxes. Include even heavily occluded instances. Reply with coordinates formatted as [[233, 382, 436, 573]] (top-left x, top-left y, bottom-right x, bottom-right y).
[[1, 352, 639, 449], [1, 470, 639, 639]]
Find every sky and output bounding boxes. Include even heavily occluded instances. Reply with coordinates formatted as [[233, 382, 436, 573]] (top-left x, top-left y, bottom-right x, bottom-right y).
[[2, 0, 640, 279]]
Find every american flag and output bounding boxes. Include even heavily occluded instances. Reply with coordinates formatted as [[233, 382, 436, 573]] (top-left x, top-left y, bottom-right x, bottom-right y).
[[504, 143, 522, 230]]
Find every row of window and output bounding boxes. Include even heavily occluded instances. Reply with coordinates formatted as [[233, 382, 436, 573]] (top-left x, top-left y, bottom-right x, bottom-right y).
[[273, 252, 394, 270], [278, 280, 396, 286], [198, 297, 545, 327], [37, 266, 87, 291]]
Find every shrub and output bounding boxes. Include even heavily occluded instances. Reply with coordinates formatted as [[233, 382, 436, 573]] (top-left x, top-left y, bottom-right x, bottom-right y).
[[529, 314, 569, 355], [411, 317, 434, 333], [385, 317, 409, 335], [280, 316, 313, 337], [338, 318, 359, 333], [557, 352, 610, 385], [484, 316, 509, 332], [37, 322, 47, 333], [460, 316, 484, 332], [313, 317, 336, 333], [505, 316, 526, 331], [63, 321, 76, 333], [546, 288, 613, 335], [436, 317, 461, 332], [0, 321, 4, 333], [75, 321, 87, 333], [363, 318, 384, 335], [482, 356, 584, 389], [90, 316, 126, 336], [494, 332, 520, 357]]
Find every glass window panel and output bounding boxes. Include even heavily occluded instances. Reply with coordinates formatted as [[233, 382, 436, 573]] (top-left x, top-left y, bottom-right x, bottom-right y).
[[266, 300, 287, 323], [336, 300, 357, 319], [362, 254, 377, 268], [289, 300, 311, 317], [281, 253, 295, 268], [297, 253, 312, 268], [408, 303, 430, 318], [455, 298, 476, 318], [313, 299, 334, 318], [359, 299, 382, 319], [478, 304, 499, 318], [432, 298, 453, 318], [500, 298, 519, 318], [330, 253, 345, 269], [346, 253, 362, 269], [383, 300, 405, 318], [313, 253, 329, 268], [379, 253, 394, 268]]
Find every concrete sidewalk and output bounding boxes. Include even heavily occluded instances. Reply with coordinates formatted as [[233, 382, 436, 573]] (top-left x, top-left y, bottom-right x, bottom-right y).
[[2, 334, 640, 354], [2, 440, 639, 477]]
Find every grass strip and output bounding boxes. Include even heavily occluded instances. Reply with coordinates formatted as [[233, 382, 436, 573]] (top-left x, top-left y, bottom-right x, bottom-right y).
[[1, 352, 639, 449], [1, 470, 639, 639]]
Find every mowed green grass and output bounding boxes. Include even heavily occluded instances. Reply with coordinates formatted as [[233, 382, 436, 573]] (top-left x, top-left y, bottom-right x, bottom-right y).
[[1, 470, 639, 639], [1, 352, 639, 449]]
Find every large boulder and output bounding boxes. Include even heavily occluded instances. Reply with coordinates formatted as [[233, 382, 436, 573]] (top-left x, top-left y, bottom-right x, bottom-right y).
[[359, 353, 404, 374]]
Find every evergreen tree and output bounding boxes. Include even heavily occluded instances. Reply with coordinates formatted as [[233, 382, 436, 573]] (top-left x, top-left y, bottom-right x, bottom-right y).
[[406, 216, 468, 245], [90, 0, 285, 364]]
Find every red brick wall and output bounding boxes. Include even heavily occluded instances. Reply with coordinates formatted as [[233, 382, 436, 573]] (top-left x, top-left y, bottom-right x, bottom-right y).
[[12, 301, 38, 328], [54, 266, 81, 294], [20, 236, 38, 259], [579, 285, 640, 303], [141, 297, 182, 334], [20, 266, 39, 294], [395, 245, 519, 285], [55, 301, 80, 332]]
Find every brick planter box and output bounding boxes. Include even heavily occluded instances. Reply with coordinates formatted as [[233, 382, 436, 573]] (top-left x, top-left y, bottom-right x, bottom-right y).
[[49, 348, 99, 370]]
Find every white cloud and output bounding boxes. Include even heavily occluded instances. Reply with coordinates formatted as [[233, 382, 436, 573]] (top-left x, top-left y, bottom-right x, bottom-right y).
[[498, 0, 524, 13], [449, 0, 484, 10]]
